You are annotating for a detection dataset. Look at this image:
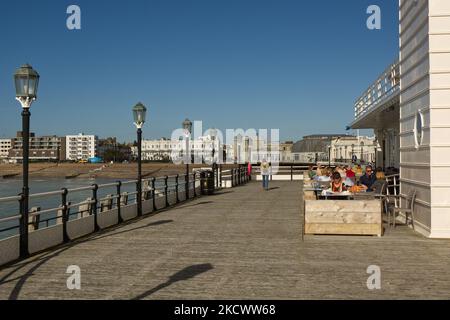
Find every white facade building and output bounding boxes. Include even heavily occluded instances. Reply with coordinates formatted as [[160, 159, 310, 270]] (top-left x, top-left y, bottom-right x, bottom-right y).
[[0, 139, 11, 159], [330, 136, 376, 164], [135, 135, 288, 164], [136, 135, 221, 163], [65, 134, 98, 161]]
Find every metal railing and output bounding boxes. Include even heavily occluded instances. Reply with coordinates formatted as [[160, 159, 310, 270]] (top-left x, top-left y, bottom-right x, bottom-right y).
[[385, 173, 400, 209], [354, 60, 400, 121], [0, 164, 250, 263], [251, 164, 310, 181]]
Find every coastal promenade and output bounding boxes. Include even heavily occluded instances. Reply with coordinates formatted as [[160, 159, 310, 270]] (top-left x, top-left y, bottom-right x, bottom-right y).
[[1, 181, 450, 299]]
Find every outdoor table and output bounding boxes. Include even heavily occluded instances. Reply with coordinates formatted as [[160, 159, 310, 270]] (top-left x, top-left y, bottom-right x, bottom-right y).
[[318, 192, 353, 200]]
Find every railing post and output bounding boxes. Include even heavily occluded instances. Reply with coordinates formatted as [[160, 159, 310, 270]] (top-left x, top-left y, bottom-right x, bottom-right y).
[[18, 193, 29, 258], [291, 165, 293, 181], [164, 176, 169, 207], [186, 164, 190, 200], [175, 174, 180, 203], [151, 177, 156, 211], [92, 184, 99, 231], [215, 164, 219, 188], [219, 164, 222, 188], [193, 172, 197, 197], [237, 166, 240, 185], [116, 181, 123, 223], [61, 188, 69, 243], [135, 180, 142, 217]]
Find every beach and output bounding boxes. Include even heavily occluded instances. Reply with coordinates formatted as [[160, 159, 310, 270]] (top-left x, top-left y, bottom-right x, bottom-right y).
[[0, 162, 228, 180]]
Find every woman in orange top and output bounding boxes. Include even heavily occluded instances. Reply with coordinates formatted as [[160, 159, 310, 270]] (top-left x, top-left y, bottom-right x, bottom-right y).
[[330, 172, 347, 193]]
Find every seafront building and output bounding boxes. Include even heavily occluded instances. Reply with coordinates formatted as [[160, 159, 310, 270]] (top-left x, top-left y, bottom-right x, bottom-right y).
[[135, 135, 220, 163], [8, 132, 63, 161], [291, 134, 376, 164], [64, 133, 98, 161], [0, 139, 11, 159], [133, 134, 292, 164], [350, 0, 450, 238]]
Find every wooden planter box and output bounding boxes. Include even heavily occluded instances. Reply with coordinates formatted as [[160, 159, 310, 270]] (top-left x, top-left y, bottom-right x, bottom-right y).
[[304, 199, 382, 237]]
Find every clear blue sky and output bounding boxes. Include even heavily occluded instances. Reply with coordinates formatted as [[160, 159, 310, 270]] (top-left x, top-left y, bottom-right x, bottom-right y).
[[0, 0, 398, 143]]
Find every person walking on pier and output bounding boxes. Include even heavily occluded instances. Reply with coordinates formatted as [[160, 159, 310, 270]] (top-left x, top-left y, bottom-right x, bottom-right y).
[[261, 159, 271, 191]]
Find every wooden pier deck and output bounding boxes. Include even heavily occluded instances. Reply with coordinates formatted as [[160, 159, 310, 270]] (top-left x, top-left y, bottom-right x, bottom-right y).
[[1, 181, 450, 300]]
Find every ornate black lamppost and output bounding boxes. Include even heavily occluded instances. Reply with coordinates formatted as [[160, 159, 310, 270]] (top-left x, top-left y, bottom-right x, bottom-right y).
[[183, 119, 192, 197], [132, 102, 147, 216], [14, 64, 40, 258], [210, 128, 218, 187]]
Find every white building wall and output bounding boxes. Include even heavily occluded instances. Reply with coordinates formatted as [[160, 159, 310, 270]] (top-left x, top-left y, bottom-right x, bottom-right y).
[[140, 137, 220, 162], [399, 0, 450, 238], [428, 0, 450, 238], [65, 134, 97, 161], [330, 136, 376, 164]]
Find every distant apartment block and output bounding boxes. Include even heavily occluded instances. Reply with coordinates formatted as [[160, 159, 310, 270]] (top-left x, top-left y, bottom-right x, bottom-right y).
[[8, 132, 63, 161], [0, 139, 11, 159], [65, 133, 98, 161]]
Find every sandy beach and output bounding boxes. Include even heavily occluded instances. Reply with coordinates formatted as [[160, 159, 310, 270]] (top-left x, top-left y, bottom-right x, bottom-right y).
[[0, 162, 233, 180]]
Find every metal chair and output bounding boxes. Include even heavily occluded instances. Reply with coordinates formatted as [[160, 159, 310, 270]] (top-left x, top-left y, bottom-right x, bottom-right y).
[[388, 189, 417, 230]]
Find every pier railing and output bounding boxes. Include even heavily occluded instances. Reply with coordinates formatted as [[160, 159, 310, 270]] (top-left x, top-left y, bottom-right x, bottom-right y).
[[251, 164, 310, 181], [354, 60, 400, 122], [0, 164, 250, 266]]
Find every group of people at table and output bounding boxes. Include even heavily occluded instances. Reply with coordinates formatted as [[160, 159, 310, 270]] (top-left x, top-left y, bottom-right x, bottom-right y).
[[308, 164, 386, 195]]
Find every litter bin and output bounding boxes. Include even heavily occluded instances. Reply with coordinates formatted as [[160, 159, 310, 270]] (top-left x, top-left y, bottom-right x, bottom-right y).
[[200, 170, 215, 195]]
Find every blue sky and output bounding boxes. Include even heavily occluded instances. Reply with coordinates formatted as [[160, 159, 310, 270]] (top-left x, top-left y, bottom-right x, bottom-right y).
[[0, 0, 398, 143]]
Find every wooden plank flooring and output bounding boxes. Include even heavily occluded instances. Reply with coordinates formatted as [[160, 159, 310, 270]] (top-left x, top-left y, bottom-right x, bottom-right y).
[[1, 181, 450, 299]]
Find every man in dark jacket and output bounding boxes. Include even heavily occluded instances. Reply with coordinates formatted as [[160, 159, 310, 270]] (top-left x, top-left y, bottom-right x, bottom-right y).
[[359, 165, 377, 191]]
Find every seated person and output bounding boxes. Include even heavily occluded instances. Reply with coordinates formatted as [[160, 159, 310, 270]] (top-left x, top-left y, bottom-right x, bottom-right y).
[[308, 165, 317, 179], [354, 164, 363, 176], [345, 165, 355, 179], [359, 165, 377, 191], [317, 174, 331, 182], [330, 172, 347, 193], [315, 166, 324, 178], [315, 167, 331, 182], [336, 166, 346, 179], [369, 171, 387, 194]]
